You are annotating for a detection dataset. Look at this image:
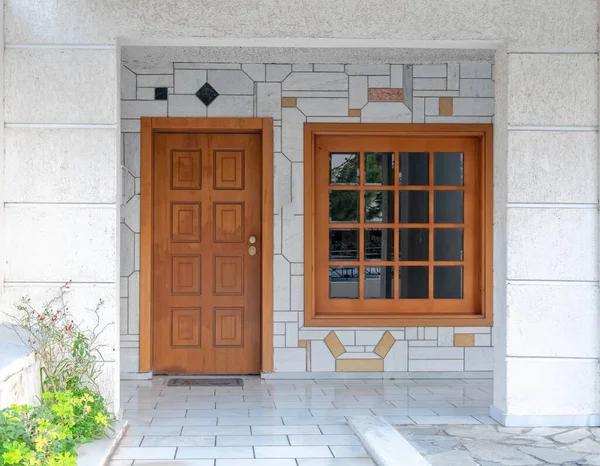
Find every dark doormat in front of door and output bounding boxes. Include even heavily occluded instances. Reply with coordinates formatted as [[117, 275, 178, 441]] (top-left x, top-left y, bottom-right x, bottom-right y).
[[167, 378, 244, 387]]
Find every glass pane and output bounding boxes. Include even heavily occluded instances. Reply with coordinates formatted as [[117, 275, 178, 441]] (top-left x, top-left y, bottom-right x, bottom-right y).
[[365, 191, 395, 223], [365, 152, 394, 186], [434, 191, 464, 223], [365, 267, 394, 299], [329, 229, 359, 261], [399, 191, 429, 224], [400, 152, 429, 185], [434, 152, 463, 186], [329, 266, 359, 299], [330, 153, 359, 185], [399, 266, 428, 299], [330, 190, 359, 222], [434, 266, 463, 299], [365, 229, 394, 261], [434, 228, 464, 261], [399, 228, 429, 261]]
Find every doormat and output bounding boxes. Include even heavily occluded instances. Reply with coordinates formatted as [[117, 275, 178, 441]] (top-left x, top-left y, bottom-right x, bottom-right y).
[[167, 378, 244, 387]]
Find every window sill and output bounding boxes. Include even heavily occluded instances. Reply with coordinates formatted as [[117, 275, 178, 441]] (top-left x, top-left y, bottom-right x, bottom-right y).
[[303, 313, 493, 327]]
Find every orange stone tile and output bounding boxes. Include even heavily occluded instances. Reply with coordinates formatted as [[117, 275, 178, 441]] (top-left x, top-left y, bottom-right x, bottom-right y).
[[439, 97, 454, 116], [454, 333, 475, 347], [368, 88, 403, 102], [281, 97, 297, 107], [349, 109, 361, 117]]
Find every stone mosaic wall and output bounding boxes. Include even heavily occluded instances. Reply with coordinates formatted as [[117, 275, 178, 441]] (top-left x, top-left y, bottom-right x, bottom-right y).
[[120, 61, 495, 375]]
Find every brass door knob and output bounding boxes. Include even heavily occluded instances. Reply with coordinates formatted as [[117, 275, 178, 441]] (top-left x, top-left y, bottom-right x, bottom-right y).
[[249, 236, 257, 244], [248, 246, 257, 256]]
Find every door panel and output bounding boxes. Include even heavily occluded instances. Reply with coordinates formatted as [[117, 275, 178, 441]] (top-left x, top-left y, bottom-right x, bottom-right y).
[[153, 132, 261, 374]]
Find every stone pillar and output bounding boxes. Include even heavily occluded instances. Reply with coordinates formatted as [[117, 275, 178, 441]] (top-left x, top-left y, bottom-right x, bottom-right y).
[[491, 45, 600, 426], [2, 43, 120, 409]]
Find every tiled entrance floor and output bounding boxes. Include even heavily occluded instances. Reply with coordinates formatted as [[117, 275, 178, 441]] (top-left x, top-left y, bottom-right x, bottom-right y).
[[111, 376, 493, 465]]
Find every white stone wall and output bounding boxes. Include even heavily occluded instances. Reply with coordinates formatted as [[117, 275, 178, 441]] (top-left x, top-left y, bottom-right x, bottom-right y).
[[120, 60, 495, 376], [3, 0, 599, 424]]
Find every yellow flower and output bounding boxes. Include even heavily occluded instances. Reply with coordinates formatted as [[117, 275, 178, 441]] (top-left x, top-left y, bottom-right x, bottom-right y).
[[25, 452, 41, 466], [83, 405, 91, 414], [34, 435, 49, 452], [94, 413, 108, 426], [82, 394, 94, 403]]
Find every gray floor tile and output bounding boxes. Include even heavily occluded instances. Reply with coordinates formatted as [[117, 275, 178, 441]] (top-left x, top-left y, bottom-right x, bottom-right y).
[[275, 401, 335, 409], [132, 462, 213, 466], [371, 408, 437, 416], [112, 446, 176, 460], [409, 415, 481, 425], [187, 409, 249, 417], [318, 425, 353, 434], [330, 446, 370, 458], [127, 426, 182, 436], [216, 461, 296, 466], [182, 426, 251, 436], [124, 409, 187, 418], [141, 436, 216, 447], [288, 434, 362, 446], [283, 417, 347, 425], [119, 436, 143, 447], [217, 435, 289, 446], [151, 418, 217, 426], [297, 460, 375, 466], [176, 447, 254, 459], [249, 408, 312, 417], [255, 446, 333, 458], [251, 425, 321, 435], [218, 417, 284, 426]]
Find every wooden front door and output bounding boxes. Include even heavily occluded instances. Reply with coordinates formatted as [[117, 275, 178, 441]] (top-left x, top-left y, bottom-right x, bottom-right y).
[[152, 132, 261, 374]]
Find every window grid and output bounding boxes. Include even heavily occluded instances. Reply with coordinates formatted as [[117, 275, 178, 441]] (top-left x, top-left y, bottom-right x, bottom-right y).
[[328, 151, 465, 300]]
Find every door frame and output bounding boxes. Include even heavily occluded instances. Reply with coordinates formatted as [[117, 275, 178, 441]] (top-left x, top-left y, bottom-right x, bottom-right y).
[[139, 117, 274, 373]]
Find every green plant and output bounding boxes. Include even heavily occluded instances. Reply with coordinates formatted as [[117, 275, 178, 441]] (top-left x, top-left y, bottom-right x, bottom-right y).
[[0, 283, 115, 465], [0, 389, 111, 465], [8, 282, 113, 394]]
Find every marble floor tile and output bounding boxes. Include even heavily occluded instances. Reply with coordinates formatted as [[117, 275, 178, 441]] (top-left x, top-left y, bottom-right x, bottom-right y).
[[175, 446, 254, 459], [255, 446, 333, 458], [117, 377, 493, 464], [216, 435, 289, 446]]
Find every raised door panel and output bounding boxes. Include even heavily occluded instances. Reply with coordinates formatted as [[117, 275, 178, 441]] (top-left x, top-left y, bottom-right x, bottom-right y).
[[171, 150, 202, 190], [171, 202, 201, 242], [171, 308, 201, 347], [213, 308, 243, 347], [214, 150, 245, 190], [214, 255, 244, 295], [171, 255, 201, 295], [213, 202, 244, 243]]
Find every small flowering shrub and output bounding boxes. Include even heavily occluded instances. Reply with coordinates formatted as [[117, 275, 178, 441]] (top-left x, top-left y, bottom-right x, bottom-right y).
[[0, 283, 114, 465]]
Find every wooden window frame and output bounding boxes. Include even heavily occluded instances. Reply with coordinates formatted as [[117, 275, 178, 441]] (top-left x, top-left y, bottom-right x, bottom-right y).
[[303, 123, 493, 327], [139, 117, 274, 372]]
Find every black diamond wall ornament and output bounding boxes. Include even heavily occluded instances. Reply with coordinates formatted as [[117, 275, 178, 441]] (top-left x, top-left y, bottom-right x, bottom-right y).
[[196, 83, 219, 106]]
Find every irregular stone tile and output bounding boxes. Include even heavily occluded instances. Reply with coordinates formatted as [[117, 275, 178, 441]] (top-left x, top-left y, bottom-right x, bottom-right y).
[[510, 436, 553, 446], [565, 438, 600, 454], [361, 102, 411, 122], [552, 428, 592, 444], [582, 454, 600, 465], [426, 450, 479, 466], [208, 69, 253, 95], [445, 426, 511, 441], [498, 427, 528, 435], [523, 428, 568, 437], [464, 441, 540, 465], [518, 445, 585, 463], [283, 72, 347, 91]]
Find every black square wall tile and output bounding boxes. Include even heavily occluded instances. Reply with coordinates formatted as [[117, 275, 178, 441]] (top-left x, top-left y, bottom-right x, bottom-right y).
[[155, 87, 168, 100], [196, 83, 219, 106]]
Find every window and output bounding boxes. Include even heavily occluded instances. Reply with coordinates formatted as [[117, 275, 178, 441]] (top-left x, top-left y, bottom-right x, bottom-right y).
[[304, 124, 493, 327]]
